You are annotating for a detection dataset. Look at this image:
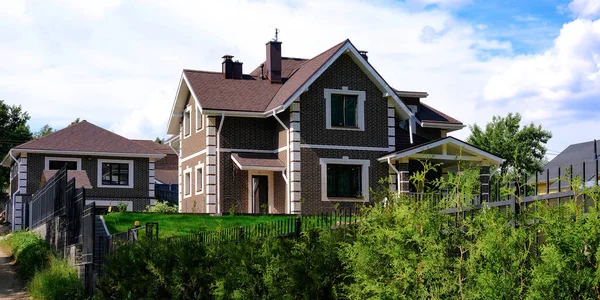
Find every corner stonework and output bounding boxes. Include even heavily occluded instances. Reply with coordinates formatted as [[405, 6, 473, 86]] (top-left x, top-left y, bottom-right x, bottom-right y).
[[289, 101, 301, 214], [205, 117, 217, 213]]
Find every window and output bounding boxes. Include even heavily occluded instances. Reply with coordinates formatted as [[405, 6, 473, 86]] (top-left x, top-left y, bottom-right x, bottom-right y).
[[320, 158, 370, 202], [195, 164, 204, 194], [101, 163, 129, 186], [331, 94, 358, 128], [184, 169, 191, 197], [44, 157, 81, 170], [184, 107, 191, 137], [97, 159, 134, 188], [324, 88, 365, 131], [327, 164, 362, 197], [196, 107, 203, 132]]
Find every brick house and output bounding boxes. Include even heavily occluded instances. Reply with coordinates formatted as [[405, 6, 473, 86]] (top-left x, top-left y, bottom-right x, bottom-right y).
[[167, 38, 504, 214], [2, 121, 165, 229]]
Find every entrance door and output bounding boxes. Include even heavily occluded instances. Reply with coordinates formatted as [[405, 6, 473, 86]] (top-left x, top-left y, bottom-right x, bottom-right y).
[[252, 175, 269, 213]]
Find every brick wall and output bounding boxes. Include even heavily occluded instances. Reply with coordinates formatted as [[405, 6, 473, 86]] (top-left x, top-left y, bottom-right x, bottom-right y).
[[300, 53, 388, 148], [26, 154, 150, 199], [180, 153, 206, 213], [181, 95, 207, 159], [219, 116, 279, 150]]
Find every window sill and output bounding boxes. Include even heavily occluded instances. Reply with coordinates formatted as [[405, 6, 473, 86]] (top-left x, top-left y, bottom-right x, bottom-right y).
[[97, 185, 134, 189], [322, 197, 368, 202], [327, 126, 364, 131], [183, 193, 192, 199]]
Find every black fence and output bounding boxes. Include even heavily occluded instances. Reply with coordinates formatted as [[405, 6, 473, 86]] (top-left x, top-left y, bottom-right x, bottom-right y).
[[28, 167, 70, 228], [155, 184, 178, 205]]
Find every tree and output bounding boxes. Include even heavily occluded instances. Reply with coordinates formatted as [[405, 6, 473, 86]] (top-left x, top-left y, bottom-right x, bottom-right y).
[[69, 118, 80, 126], [154, 137, 164, 144], [0, 100, 33, 197], [467, 113, 552, 175], [33, 124, 54, 139]]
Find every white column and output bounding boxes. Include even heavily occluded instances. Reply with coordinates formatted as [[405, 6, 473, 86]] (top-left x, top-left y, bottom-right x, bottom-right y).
[[205, 117, 217, 213], [149, 158, 156, 205], [289, 101, 302, 214], [178, 123, 183, 212], [387, 99, 396, 152]]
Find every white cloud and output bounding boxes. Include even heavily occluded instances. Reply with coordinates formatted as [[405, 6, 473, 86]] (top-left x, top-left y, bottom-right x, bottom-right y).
[[569, 0, 600, 19]]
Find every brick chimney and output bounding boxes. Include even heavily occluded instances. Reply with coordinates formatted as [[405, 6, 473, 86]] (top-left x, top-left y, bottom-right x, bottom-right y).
[[232, 61, 243, 79], [222, 55, 234, 79], [265, 40, 282, 83]]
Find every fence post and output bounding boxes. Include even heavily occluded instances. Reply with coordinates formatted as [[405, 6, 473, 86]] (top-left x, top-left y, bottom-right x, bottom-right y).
[[239, 226, 244, 241], [294, 217, 301, 239]]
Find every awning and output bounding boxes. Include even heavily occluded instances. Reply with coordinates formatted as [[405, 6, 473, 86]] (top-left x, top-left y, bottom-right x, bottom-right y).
[[378, 136, 505, 166], [231, 153, 285, 171], [41, 170, 93, 189]]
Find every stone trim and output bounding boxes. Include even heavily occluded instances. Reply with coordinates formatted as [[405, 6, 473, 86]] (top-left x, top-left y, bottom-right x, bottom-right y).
[[149, 159, 155, 199], [387, 99, 396, 152], [398, 161, 410, 194], [205, 116, 217, 213], [289, 101, 301, 214]]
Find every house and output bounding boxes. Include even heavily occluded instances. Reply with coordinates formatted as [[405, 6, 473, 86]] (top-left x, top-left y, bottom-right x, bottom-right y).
[[133, 139, 179, 203], [167, 38, 504, 214], [2, 121, 165, 229], [533, 139, 600, 195]]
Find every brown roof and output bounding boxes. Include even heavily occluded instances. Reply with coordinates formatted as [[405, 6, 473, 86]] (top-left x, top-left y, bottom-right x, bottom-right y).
[[249, 57, 309, 79], [418, 103, 463, 125], [41, 170, 92, 189], [231, 153, 285, 170], [184, 40, 347, 113], [132, 140, 177, 155], [14, 121, 162, 156], [155, 169, 178, 185]]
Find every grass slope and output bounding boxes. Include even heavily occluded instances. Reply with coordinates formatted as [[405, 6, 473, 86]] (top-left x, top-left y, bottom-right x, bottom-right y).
[[103, 212, 294, 237]]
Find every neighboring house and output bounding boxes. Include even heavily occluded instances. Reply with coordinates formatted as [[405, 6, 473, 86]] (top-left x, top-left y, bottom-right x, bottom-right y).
[[167, 38, 504, 214], [133, 139, 179, 203], [533, 139, 600, 195], [2, 121, 165, 229]]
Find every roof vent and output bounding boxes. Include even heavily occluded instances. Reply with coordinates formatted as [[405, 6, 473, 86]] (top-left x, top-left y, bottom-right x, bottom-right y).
[[232, 60, 243, 80], [358, 50, 368, 61]]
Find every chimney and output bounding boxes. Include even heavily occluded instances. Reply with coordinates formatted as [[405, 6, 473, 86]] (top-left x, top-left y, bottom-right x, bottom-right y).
[[222, 55, 234, 79], [358, 50, 368, 61], [265, 40, 282, 83], [232, 61, 243, 79]]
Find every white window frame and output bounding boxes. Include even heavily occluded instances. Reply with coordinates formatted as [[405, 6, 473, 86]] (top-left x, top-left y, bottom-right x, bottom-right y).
[[44, 157, 82, 170], [319, 157, 370, 202], [196, 107, 204, 132], [97, 159, 134, 189], [324, 87, 366, 131], [183, 167, 192, 198], [183, 106, 191, 138], [195, 163, 204, 195]]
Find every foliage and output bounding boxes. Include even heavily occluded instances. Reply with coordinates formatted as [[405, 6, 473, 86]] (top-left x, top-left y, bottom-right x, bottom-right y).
[[69, 118, 80, 126], [116, 202, 128, 212], [33, 124, 55, 139], [154, 137, 164, 144], [146, 200, 178, 213], [28, 258, 83, 300], [467, 112, 552, 174], [103, 212, 294, 237], [0, 100, 32, 197], [0, 231, 52, 279], [96, 227, 344, 299]]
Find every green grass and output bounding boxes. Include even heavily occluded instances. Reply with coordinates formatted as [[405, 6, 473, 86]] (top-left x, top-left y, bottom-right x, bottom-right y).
[[103, 212, 295, 237], [28, 258, 83, 300]]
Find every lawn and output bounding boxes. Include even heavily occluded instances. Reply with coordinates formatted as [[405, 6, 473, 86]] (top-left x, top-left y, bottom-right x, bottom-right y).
[[102, 212, 295, 237]]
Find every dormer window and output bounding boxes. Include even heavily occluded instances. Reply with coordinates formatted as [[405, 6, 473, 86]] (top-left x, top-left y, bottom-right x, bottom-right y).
[[324, 88, 366, 131]]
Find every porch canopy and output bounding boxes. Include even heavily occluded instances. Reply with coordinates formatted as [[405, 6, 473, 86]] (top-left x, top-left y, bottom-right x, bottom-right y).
[[378, 137, 504, 167], [231, 153, 285, 171]]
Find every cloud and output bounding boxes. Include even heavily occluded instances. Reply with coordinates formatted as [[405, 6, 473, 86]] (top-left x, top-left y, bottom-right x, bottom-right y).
[[405, 0, 472, 10], [568, 0, 600, 19]]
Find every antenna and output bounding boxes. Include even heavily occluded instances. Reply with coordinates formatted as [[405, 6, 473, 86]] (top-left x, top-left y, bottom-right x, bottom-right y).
[[274, 28, 279, 41]]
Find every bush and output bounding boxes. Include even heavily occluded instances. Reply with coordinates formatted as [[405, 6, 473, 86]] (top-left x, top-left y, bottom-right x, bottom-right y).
[[116, 202, 128, 212], [28, 258, 83, 300], [0, 231, 52, 279], [145, 200, 178, 213]]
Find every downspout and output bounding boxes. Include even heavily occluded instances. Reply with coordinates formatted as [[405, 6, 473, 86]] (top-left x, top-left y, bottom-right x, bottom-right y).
[[8, 150, 20, 232], [387, 157, 400, 194], [408, 115, 414, 144], [216, 113, 225, 214], [272, 110, 290, 214]]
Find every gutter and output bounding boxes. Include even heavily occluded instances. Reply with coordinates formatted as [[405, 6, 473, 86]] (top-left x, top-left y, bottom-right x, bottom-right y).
[[272, 110, 291, 214], [216, 113, 225, 214], [8, 150, 19, 232]]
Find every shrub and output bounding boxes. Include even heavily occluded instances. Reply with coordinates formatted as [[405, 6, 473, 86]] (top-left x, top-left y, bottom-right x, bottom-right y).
[[0, 231, 52, 279], [116, 202, 128, 212], [145, 200, 178, 213], [28, 258, 83, 300]]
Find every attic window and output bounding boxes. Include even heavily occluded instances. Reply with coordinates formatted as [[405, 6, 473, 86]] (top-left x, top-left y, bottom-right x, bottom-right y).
[[324, 88, 366, 131], [184, 107, 191, 138]]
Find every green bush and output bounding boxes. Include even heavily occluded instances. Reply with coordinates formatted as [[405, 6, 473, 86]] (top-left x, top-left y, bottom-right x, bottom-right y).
[[0, 231, 52, 279], [145, 200, 178, 213], [116, 202, 128, 212], [28, 258, 83, 300]]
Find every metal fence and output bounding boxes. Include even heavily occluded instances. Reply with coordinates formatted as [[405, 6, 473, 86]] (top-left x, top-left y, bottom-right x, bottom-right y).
[[28, 166, 70, 228]]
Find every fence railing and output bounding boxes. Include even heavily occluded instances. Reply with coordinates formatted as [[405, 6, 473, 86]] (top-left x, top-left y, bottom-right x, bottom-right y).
[[29, 166, 70, 228]]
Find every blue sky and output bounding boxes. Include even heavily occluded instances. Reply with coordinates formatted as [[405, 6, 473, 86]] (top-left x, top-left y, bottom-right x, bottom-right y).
[[0, 0, 599, 156]]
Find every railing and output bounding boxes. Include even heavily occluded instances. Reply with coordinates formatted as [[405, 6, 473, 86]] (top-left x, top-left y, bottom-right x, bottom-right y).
[[29, 166, 70, 228]]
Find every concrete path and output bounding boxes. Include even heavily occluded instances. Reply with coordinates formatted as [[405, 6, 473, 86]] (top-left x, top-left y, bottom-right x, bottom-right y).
[[0, 237, 30, 300]]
